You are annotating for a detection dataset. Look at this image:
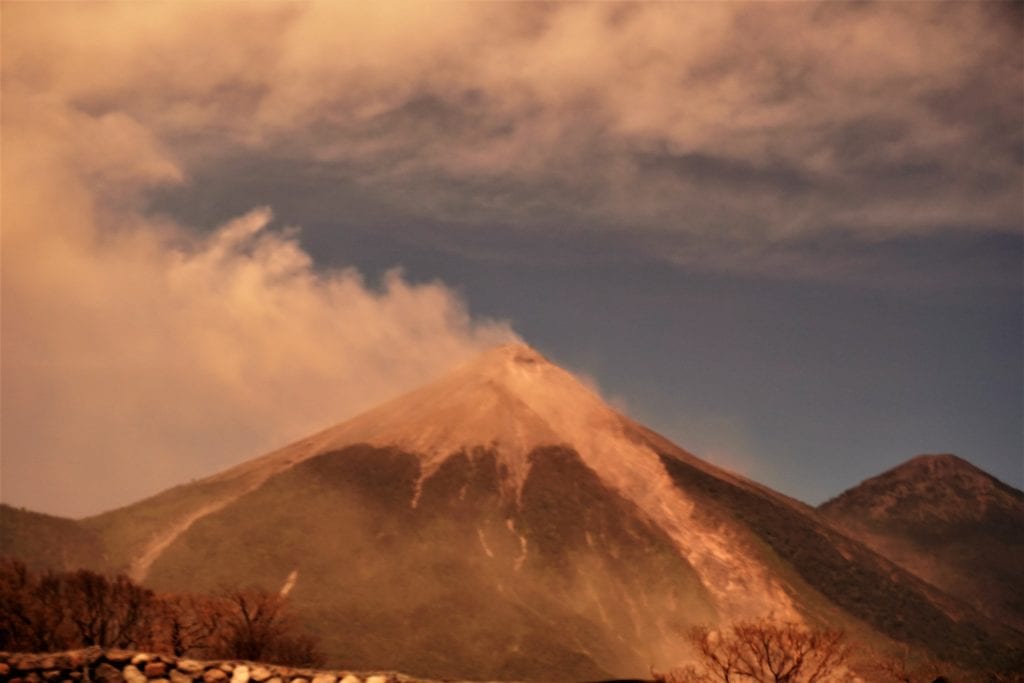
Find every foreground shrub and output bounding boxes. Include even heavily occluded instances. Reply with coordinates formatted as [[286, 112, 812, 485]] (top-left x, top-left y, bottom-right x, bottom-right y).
[[656, 618, 851, 683], [0, 559, 322, 666]]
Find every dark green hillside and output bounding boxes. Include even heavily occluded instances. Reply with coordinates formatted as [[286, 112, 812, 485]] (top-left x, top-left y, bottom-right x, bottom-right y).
[[657, 451, 1024, 674], [0, 504, 105, 572], [146, 444, 715, 681]]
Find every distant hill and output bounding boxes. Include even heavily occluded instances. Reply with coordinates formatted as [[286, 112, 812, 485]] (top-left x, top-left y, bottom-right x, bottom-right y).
[[0, 504, 105, 572], [820, 454, 1024, 633]]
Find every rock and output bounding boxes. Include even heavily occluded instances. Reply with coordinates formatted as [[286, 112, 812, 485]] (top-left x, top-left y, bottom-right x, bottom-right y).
[[202, 670, 228, 683], [338, 676, 360, 683], [176, 661, 204, 675], [364, 677, 387, 683], [43, 672, 63, 682], [265, 678, 283, 683], [248, 667, 271, 683], [218, 665, 233, 674], [11, 654, 39, 671], [123, 665, 147, 683], [290, 678, 309, 683], [169, 671, 194, 683], [230, 665, 250, 683], [94, 663, 124, 683], [310, 675, 336, 683], [105, 650, 135, 664], [0, 663, 10, 676], [145, 662, 168, 678], [131, 654, 151, 665], [25, 673, 43, 683], [59, 649, 99, 670]]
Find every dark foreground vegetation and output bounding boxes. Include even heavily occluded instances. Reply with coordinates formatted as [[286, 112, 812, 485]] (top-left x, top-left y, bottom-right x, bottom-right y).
[[651, 618, 1022, 683], [3, 559, 1021, 682], [653, 619, 849, 683], [0, 559, 322, 666]]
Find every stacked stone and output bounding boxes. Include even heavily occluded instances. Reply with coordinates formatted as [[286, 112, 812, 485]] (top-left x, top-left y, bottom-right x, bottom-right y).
[[0, 649, 407, 683]]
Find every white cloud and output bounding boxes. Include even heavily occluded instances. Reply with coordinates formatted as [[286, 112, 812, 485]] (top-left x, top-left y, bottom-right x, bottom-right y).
[[1, 0, 1019, 515], [0, 36, 515, 515]]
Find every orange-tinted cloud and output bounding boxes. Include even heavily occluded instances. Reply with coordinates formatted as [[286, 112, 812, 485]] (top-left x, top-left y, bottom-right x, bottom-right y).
[[1, 4, 517, 515], [1, 2, 1019, 515], [6, 3, 1018, 250]]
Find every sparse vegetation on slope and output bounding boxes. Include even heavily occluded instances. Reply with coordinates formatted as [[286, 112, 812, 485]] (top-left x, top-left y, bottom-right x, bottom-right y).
[[143, 444, 717, 680], [81, 477, 253, 577], [819, 454, 1024, 633], [656, 452, 1024, 675], [0, 505, 106, 573]]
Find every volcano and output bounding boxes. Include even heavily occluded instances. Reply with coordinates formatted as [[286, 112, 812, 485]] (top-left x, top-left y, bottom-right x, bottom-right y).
[[4, 344, 1022, 679]]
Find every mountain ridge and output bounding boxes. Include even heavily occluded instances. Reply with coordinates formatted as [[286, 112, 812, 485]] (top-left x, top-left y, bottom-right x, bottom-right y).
[[3, 344, 1022, 678], [819, 452, 1024, 634]]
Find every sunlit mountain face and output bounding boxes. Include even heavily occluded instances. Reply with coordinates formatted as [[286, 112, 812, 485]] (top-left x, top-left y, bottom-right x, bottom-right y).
[[5, 345, 1020, 679]]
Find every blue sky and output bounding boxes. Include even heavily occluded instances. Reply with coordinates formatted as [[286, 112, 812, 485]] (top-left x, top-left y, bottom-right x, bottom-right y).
[[151, 167, 1023, 503], [3, 2, 1021, 516]]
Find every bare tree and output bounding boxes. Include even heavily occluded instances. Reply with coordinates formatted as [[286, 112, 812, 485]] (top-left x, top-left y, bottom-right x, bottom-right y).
[[682, 619, 851, 683], [145, 593, 224, 657], [0, 559, 71, 651], [0, 561, 322, 666], [210, 586, 322, 666], [212, 587, 288, 661], [64, 569, 155, 648]]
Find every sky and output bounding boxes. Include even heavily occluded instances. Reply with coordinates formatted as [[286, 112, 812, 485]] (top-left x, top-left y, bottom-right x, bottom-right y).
[[2, 2, 1021, 518]]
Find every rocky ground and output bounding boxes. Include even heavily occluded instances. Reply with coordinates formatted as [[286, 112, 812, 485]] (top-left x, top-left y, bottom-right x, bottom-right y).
[[0, 649, 427, 683]]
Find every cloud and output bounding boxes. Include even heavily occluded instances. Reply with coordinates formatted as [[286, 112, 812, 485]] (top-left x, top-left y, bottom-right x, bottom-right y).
[[0, 28, 515, 515], [2, 193, 513, 517], [5, 2, 1019, 277], [1, 1, 1019, 515]]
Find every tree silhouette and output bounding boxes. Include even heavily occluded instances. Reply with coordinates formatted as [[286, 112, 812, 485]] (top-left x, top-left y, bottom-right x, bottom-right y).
[[146, 593, 223, 657], [64, 569, 154, 648], [211, 586, 324, 666], [0, 560, 70, 651], [0, 559, 322, 666], [657, 618, 851, 683]]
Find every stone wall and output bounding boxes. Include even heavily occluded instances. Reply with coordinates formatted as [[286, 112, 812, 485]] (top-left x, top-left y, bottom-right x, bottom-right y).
[[0, 649, 417, 683]]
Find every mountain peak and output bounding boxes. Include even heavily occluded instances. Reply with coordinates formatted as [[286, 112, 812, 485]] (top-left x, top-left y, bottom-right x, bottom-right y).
[[480, 341, 550, 367], [258, 342, 621, 498], [451, 342, 558, 388], [819, 453, 1023, 525], [902, 452, 977, 473], [228, 341, 805, 624]]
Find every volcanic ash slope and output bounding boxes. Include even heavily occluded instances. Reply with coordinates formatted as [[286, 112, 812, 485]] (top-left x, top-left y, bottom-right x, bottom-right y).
[[83, 343, 1021, 679]]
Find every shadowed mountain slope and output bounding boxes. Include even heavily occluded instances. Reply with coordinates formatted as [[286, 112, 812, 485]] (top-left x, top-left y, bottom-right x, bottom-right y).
[[0, 504, 105, 572], [819, 454, 1024, 633]]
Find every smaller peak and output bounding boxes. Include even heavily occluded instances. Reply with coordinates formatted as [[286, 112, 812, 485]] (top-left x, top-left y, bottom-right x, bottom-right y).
[[906, 453, 963, 465], [900, 453, 978, 474]]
